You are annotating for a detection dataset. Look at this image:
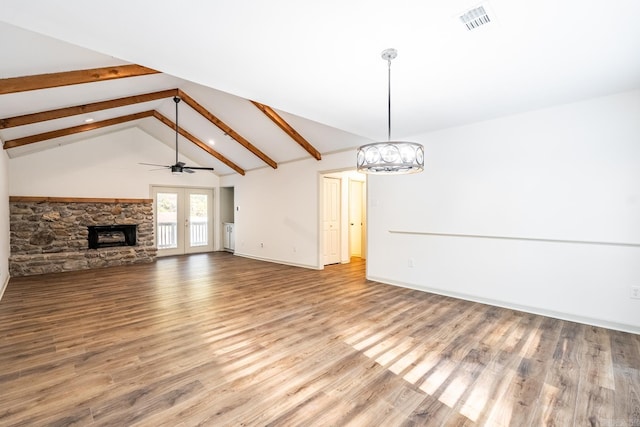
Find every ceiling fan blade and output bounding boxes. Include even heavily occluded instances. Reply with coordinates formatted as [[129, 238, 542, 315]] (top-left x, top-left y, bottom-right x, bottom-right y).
[[176, 161, 186, 167], [139, 162, 170, 167], [183, 168, 195, 174], [184, 166, 215, 171]]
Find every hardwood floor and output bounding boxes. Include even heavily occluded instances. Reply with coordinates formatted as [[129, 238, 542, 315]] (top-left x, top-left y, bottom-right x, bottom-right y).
[[1, 253, 639, 426]]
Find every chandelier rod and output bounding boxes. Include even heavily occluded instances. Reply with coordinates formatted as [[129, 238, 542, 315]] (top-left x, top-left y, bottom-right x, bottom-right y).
[[387, 55, 392, 141], [381, 48, 397, 140]]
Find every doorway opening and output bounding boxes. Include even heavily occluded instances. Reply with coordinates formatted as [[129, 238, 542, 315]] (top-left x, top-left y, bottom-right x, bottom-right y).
[[320, 170, 367, 267], [220, 186, 235, 252], [152, 186, 214, 257]]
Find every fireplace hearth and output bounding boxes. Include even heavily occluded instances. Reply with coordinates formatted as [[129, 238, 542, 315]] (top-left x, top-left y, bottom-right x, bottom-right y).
[[88, 224, 137, 249]]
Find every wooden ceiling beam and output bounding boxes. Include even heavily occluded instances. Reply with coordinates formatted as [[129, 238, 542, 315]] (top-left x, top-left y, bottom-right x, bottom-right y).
[[0, 89, 178, 129], [152, 111, 245, 176], [0, 64, 159, 95], [251, 100, 322, 161], [177, 89, 277, 169], [3, 110, 155, 149]]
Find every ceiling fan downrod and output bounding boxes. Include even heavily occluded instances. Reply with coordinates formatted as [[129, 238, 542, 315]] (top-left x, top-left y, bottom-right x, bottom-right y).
[[174, 96, 181, 166]]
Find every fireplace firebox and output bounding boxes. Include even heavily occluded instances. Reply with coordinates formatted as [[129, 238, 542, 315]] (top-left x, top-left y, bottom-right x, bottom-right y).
[[88, 225, 137, 249]]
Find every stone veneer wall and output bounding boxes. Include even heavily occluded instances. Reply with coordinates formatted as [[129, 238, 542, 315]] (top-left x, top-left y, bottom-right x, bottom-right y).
[[9, 197, 156, 277]]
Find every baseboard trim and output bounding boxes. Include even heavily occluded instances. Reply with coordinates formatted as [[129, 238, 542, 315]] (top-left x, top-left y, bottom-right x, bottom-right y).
[[233, 252, 321, 270], [369, 275, 640, 335], [0, 274, 9, 302]]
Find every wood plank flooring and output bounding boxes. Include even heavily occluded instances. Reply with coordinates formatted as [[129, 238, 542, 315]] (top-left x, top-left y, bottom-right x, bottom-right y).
[[1, 252, 639, 426]]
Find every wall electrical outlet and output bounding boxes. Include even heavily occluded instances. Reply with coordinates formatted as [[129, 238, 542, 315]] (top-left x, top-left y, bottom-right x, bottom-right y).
[[631, 286, 640, 299]]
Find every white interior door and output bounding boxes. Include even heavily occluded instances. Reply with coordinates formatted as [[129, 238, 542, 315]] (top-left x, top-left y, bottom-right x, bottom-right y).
[[323, 177, 341, 265], [153, 186, 213, 257], [349, 180, 364, 258]]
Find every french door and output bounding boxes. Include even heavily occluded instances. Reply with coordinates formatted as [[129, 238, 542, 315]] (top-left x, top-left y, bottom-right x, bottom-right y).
[[152, 186, 214, 256]]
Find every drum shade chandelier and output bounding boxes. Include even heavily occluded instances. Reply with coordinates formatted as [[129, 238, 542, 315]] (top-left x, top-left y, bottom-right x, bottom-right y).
[[357, 49, 424, 174]]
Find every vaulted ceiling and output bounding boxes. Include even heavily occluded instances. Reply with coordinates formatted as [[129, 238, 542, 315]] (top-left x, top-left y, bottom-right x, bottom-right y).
[[2, 1, 640, 176], [0, 22, 370, 175]]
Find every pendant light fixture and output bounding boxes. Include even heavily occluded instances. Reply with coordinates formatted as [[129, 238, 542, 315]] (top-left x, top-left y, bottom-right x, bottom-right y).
[[357, 48, 424, 174]]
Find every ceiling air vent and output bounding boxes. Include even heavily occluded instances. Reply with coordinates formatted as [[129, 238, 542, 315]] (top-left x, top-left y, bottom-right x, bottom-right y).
[[459, 4, 492, 30]]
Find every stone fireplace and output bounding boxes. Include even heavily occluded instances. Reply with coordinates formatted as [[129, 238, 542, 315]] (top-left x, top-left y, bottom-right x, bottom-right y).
[[9, 197, 157, 276]]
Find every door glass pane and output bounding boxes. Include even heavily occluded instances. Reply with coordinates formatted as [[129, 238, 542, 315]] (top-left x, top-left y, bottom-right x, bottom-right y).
[[189, 193, 208, 247], [157, 192, 178, 249]]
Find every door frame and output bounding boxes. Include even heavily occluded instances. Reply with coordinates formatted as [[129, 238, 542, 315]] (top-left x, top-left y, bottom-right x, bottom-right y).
[[317, 169, 367, 269], [349, 178, 366, 258], [219, 186, 235, 252], [151, 185, 215, 257]]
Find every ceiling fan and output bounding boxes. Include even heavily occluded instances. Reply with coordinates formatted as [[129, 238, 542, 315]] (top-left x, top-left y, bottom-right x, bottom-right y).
[[140, 96, 214, 174]]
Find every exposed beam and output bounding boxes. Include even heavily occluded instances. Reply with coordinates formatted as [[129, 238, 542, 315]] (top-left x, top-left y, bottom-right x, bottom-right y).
[[0, 64, 160, 95], [0, 89, 178, 129], [251, 100, 322, 161], [152, 111, 245, 176], [3, 110, 154, 149], [177, 90, 277, 169]]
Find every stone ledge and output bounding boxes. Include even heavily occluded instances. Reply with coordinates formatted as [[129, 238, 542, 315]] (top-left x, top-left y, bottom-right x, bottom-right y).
[[9, 196, 153, 204], [9, 247, 157, 277]]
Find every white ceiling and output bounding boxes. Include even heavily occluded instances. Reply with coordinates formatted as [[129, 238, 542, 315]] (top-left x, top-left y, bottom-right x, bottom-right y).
[[2, 0, 640, 175]]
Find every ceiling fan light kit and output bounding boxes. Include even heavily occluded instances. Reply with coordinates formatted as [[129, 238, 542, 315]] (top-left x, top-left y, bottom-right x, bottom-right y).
[[357, 48, 424, 175], [140, 96, 214, 175]]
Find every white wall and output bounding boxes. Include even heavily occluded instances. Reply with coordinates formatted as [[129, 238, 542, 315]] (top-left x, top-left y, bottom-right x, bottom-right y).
[[221, 150, 355, 268], [367, 89, 640, 332], [9, 127, 219, 198], [0, 150, 9, 297]]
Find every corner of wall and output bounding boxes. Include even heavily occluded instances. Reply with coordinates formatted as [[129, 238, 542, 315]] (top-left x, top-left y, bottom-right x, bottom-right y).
[[0, 274, 8, 302], [0, 149, 10, 297]]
